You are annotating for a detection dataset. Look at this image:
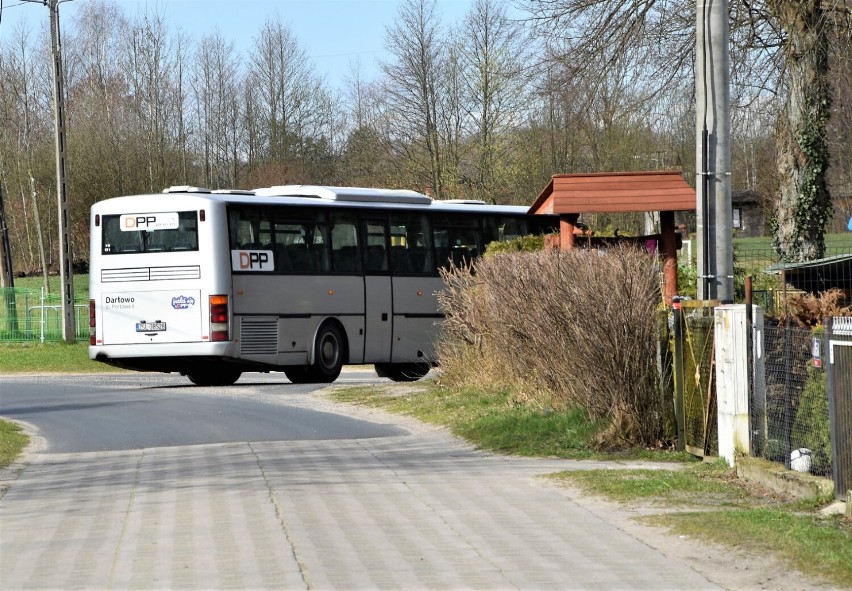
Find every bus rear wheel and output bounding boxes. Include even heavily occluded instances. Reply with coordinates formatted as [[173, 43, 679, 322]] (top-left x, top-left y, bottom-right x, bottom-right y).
[[283, 366, 313, 384], [285, 323, 345, 384], [310, 323, 345, 383], [374, 362, 430, 382], [186, 367, 242, 386]]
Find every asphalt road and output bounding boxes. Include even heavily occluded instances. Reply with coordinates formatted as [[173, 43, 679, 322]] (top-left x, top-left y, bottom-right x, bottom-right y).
[[0, 371, 405, 453]]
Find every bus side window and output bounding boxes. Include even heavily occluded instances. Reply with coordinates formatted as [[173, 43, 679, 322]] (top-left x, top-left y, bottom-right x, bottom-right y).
[[433, 228, 450, 270], [230, 208, 265, 250], [275, 244, 293, 272], [289, 242, 313, 272], [362, 219, 389, 273], [389, 213, 434, 275], [433, 216, 481, 270], [390, 245, 412, 273], [331, 214, 360, 273], [307, 223, 330, 272]]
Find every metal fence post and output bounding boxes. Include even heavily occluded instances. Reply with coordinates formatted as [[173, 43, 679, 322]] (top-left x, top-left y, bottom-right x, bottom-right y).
[[828, 316, 852, 500], [745, 277, 754, 452], [783, 315, 793, 470], [673, 298, 685, 452], [25, 289, 31, 338], [40, 287, 45, 344]]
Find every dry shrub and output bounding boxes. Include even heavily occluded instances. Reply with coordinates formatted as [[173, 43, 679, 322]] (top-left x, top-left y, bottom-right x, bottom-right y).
[[437, 246, 665, 447], [779, 288, 852, 326]]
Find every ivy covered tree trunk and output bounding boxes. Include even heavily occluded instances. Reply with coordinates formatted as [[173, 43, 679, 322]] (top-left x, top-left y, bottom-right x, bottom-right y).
[[772, 1, 833, 262]]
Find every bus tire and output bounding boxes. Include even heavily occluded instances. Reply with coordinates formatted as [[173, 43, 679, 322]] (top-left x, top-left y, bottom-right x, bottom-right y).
[[283, 366, 313, 384], [309, 322, 346, 383], [186, 367, 242, 386], [374, 362, 430, 382]]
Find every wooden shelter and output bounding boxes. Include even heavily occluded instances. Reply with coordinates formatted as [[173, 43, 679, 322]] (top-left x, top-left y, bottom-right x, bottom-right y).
[[528, 171, 697, 302]]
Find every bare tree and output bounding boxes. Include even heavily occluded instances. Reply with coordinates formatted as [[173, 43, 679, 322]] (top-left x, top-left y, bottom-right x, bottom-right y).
[[120, 7, 185, 191], [382, 0, 446, 197], [439, 41, 465, 195], [457, 0, 530, 201], [341, 63, 401, 187], [0, 23, 54, 275], [65, 0, 136, 201], [522, 0, 852, 261], [247, 16, 335, 184], [191, 31, 244, 188]]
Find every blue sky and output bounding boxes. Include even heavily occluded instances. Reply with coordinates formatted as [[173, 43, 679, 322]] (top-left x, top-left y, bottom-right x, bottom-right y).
[[0, 0, 477, 88]]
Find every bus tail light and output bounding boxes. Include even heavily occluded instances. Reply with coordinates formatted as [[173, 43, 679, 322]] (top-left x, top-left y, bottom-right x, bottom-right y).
[[210, 295, 229, 341], [89, 299, 96, 345]]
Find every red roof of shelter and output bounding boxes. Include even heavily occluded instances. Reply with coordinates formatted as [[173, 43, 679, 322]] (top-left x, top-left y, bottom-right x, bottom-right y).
[[528, 171, 696, 215]]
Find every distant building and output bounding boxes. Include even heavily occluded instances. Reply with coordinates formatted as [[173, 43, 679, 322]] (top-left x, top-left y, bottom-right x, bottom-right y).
[[731, 190, 765, 238]]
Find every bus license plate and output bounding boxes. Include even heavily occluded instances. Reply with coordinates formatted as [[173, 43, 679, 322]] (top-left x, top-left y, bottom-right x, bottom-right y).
[[136, 321, 167, 332]]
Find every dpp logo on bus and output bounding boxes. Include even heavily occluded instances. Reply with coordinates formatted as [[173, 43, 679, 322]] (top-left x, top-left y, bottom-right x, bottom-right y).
[[120, 212, 180, 231], [231, 250, 275, 272]]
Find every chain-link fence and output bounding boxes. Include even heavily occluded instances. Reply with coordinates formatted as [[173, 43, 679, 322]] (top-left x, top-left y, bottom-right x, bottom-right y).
[[751, 322, 832, 477], [736, 246, 852, 315], [0, 287, 89, 342], [670, 300, 718, 457]]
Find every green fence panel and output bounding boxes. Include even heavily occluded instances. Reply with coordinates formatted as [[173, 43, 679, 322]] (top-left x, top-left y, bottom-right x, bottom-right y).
[[0, 287, 89, 342]]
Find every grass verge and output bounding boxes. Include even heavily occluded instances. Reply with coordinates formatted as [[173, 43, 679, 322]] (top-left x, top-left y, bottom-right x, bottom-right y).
[[550, 463, 851, 588], [332, 381, 851, 589], [0, 342, 120, 374], [0, 420, 29, 469], [334, 383, 596, 458], [329, 382, 693, 461], [649, 509, 852, 588]]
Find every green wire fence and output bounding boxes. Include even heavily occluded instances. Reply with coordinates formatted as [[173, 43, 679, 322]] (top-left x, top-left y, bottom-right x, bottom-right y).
[[1, 287, 89, 342]]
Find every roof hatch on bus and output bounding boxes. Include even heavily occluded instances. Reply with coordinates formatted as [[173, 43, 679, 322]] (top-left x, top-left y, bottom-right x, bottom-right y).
[[254, 185, 432, 205], [441, 199, 487, 205], [162, 185, 212, 194]]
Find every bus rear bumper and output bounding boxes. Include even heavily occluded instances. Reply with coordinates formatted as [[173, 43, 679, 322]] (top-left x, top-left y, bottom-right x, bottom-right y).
[[89, 342, 237, 372]]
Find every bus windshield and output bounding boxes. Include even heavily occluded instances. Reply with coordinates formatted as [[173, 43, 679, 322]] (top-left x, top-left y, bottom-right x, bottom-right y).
[[101, 211, 199, 255]]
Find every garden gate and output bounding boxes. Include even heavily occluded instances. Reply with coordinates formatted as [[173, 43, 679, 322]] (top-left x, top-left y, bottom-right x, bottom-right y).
[[826, 317, 852, 500]]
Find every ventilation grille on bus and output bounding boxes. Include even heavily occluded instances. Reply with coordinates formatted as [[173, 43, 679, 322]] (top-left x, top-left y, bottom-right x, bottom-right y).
[[101, 266, 201, 283], [240, 317, 279, 356]]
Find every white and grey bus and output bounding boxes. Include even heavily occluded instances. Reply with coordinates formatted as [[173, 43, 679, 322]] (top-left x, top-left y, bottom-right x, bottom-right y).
[[88, 185, 558, 385]]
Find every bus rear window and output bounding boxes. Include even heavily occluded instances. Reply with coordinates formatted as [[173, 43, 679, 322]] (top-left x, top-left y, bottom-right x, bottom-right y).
[[101, 211, 199, 254]]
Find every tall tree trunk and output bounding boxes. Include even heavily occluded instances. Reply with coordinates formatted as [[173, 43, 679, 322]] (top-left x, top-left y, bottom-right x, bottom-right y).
[[772, 1, 832, 262]]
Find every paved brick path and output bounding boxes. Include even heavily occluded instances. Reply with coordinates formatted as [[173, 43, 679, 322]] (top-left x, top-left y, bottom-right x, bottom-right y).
[[1, 431, 720, 590]]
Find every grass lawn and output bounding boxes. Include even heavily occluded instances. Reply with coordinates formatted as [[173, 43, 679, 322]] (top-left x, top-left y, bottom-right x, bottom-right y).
[[8, 273, 89, 300], [0, 420, 28, 470], [0, 342, 118, 374], [733, 232, 852, 251]]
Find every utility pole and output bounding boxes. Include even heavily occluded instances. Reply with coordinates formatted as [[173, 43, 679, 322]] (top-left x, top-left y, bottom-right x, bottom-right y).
[[30, 177, 51, 294], [0, 185, 13, 288], [695, 0, 734, 303], [49, 0, 76, 341]]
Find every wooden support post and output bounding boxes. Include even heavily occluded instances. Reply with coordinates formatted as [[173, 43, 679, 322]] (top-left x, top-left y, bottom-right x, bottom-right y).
[[660, 210, 678, 304], [559, 214, 579, 250]]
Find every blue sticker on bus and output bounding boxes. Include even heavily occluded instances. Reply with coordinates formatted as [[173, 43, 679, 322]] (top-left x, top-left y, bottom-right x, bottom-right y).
[[171, 295, 196, 310]]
